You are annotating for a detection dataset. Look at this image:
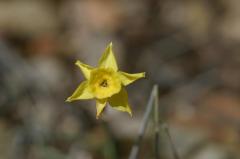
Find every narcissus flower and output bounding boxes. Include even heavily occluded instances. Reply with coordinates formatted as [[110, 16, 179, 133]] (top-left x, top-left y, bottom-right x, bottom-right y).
[[66, 42, 145, 119]]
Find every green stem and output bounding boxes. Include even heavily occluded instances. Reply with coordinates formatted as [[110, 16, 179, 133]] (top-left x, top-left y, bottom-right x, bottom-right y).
[[154, 85, 160, 159], [128, 86, 156, 159]]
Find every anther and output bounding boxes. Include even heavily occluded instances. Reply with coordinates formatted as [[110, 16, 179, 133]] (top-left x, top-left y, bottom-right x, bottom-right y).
[[100, 79, 108, 87]]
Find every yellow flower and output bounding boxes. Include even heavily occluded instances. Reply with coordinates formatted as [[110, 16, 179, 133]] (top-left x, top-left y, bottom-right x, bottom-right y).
[[66, 42, 145, 119]]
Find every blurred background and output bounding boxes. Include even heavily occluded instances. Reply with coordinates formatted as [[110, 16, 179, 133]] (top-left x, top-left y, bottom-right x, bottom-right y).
[[1, 0, 240, 159]]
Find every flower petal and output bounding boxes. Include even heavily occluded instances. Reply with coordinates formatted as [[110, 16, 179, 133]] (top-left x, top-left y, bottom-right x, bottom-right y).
[[118, 71, 145, 86], [98, 42, 118, 71], [75, 60, 93, 79], [96, 99, 107, 119], [66, 81, 94, 102], [108, 87, 132, 116]]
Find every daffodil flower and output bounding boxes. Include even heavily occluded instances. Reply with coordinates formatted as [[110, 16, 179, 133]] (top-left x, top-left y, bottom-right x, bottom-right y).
[[66, 42, 145, 119]]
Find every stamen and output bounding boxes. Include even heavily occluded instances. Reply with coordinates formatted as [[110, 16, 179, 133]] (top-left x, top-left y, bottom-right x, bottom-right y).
[[100, 79, 108, 87]]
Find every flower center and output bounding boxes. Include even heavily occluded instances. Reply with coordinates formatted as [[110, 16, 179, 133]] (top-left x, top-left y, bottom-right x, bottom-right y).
[[100, 79, 108, 87], [89, 68, 121, 99]]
